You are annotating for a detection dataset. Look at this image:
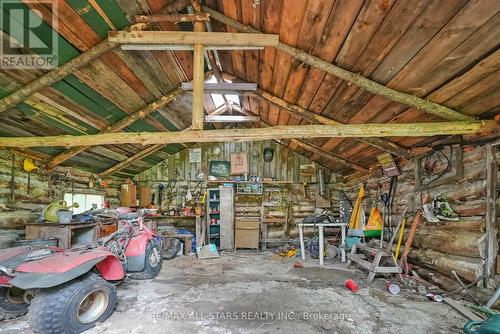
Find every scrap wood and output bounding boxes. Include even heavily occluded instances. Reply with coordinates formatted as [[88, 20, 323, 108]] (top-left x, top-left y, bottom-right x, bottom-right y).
[[400, 210, 423, 275], [443, 298, 483, 321], [451, 270, 480, 304]]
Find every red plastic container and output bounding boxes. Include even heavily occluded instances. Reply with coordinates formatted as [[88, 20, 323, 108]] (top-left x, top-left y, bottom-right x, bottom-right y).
[[345, 279, 359, 292]]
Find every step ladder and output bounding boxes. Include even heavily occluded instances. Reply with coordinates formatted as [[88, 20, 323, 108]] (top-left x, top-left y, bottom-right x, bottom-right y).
[[347, 243, 402, 283]]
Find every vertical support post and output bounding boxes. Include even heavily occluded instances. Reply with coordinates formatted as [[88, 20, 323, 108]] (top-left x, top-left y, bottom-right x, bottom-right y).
[[191, 2, 205, 130], [319, 225, 324, 266], [485, 143, 498, 288], [299, 223, 305, 261], [341, 224, 346, 263]]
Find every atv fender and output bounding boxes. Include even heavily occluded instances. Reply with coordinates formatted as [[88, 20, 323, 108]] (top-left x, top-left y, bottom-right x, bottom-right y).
[[10, 250, 125, 290], [124, 234, 153, 272]]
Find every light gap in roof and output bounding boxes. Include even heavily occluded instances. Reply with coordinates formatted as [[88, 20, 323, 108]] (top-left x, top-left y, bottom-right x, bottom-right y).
[[211, 93, 225, 108], [226, 94, 240, 106]]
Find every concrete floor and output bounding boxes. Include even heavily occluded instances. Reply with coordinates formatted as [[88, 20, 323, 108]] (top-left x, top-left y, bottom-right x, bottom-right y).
[[2, 251, 467, 333]]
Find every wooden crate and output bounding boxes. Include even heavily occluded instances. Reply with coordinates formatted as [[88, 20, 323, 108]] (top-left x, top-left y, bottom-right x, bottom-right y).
[[235, 220, 259, 250]]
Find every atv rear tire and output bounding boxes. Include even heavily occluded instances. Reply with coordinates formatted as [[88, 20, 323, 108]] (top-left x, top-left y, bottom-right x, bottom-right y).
[[163, 237, 182, 260], [0, 287, 29, 322], [128, 241, 162, 280], [28, 273, 117, 334]]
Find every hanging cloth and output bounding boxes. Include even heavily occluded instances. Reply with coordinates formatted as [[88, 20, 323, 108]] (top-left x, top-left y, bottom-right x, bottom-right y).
[[348, 184, 366, 230], [365, 207, 383, 230]]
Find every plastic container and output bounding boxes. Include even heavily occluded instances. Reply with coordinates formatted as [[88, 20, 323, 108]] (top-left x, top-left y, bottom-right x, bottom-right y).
[[345, 279, 359, 292], [464, 314, 500, 334], [57, 210, 73, 224]]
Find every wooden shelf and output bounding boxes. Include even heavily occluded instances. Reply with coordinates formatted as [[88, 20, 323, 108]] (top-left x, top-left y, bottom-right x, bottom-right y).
[[263, 218, 286, 224]]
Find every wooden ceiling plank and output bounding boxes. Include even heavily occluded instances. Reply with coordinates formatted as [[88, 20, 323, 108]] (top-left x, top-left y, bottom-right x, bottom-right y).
[[258, 0, 282, 92], [100, 50, 159, 101], [221, 0, 247, 81], [46, 87, 182, 168], [321, 0, 432, 121], [0, 24, 145, 114], [240, 0, 261, 84], [205, 6, 474, 122], [389, 0, 500, 94], [296, 0, 365, 112], [0, 0, 192, 114]]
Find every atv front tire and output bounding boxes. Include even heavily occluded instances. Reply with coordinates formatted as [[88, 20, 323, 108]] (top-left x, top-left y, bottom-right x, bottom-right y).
[[0, 287, 29, 322], [128, 241, 162, 280], [28, 273, 117, 334]]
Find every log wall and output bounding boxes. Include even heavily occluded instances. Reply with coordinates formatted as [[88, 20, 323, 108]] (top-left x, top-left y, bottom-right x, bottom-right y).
[[0, 150, 120, 231], [344, 144, 499, 284]]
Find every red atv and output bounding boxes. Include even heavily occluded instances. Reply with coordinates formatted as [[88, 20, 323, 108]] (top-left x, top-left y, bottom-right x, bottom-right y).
[[0, 209, 162, 333]]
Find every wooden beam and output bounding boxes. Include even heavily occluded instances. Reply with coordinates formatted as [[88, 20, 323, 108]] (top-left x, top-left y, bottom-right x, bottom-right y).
[[108, 31, 279, 47], [182, 82, 257, 91], [204, 6, 474, 122], [251, 88, 411, 158], [1, 121, 496, 148], [205, 115, 260, 123], [120, 45, 264, 51], [0, 0, 191, 114], [98, 144, 164, 177], [191, 6, 206, 131], [134, 13, 210, 24], [47, 87, 183, 168]]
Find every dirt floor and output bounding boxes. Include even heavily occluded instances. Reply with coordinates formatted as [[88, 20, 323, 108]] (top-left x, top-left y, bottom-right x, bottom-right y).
[[1, 251, 468, 333]]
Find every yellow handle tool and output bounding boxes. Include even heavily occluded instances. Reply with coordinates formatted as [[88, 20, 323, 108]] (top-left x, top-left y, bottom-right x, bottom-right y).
[[394, 217, 407, 261]]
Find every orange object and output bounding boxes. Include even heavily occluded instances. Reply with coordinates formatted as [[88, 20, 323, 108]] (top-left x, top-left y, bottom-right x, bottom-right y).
[[365, 207, 383, 230], [345, 279, 359, 292], [293, 261, 303, 268]]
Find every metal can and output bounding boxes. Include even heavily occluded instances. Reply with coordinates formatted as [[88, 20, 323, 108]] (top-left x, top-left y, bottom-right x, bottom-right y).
[[387, 282, 401, 295], [426, 293, 443, 303]]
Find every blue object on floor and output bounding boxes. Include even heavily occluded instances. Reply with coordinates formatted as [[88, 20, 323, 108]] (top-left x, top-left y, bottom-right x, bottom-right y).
[[464, 314, 500, 334]]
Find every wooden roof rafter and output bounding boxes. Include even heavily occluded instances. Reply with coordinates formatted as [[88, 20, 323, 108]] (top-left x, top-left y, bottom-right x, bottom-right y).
[[203, 6, 475, 123]]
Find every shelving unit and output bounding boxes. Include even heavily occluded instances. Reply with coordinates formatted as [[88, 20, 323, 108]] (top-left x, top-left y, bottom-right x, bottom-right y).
[[207, 188, 221, 247], [206, 186, 234, 249], [260, 183, 292, 250]]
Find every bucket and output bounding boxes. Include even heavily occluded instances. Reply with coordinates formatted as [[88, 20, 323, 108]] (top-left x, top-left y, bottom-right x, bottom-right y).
[[57, 210, 73, 224]]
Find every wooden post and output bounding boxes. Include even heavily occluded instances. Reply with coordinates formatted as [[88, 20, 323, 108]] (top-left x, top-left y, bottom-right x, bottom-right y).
[[484, 142, 498, 287], [191, 2, 206, 130], [203, 6, 474, 122], [47, 87, 182, 168]]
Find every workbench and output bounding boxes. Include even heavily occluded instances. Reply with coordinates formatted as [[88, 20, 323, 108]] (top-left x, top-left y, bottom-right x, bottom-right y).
[[298, 222, 346, 265], [26, 222, 100, 249]]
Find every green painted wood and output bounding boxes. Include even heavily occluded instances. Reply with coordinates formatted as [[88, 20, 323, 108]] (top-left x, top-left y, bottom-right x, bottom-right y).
[[1, 1, 80, 64], [149, 111, 179, 132], [66, 0, 111, 39], [96, 0, 129, 29]]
